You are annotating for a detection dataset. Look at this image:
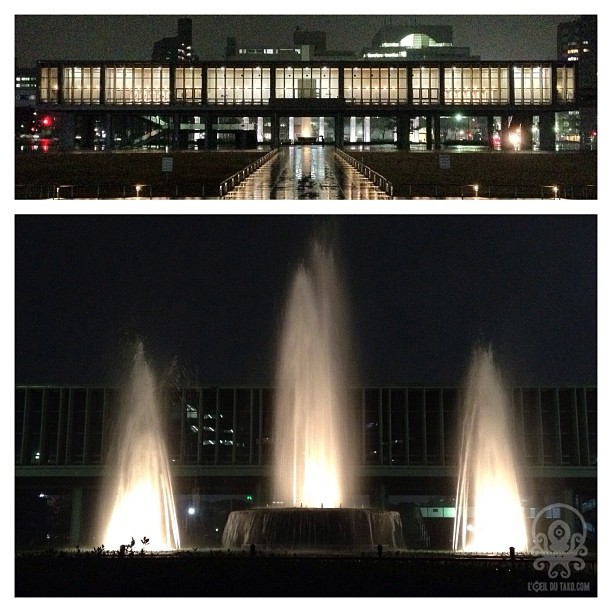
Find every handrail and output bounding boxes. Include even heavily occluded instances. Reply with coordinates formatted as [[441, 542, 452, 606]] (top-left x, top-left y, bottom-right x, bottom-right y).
[[335, 149, 394, 198], [219, 148, 280, 197]]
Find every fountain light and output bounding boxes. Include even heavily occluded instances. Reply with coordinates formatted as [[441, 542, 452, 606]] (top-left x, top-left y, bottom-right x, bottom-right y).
[[453, 346, 528, 553], [99, 344, 180, 551], [222, 240, 405, 551]]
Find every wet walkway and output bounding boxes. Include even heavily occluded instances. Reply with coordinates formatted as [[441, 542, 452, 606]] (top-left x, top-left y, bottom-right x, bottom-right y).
[[222, 146, 391, 200]]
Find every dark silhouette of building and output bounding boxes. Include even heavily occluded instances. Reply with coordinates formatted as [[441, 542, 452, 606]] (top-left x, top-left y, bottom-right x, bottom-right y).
[[152, 17, 197, 63]]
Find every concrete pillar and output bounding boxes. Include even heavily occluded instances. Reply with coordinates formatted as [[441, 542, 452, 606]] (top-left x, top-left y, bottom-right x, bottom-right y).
[[378, 482, 388, 509], [364, 116, 371, 143], [426, 116, 433, 150], [271, 114, 280, 148], [257, 117, 264, 143], [433, 115, 441, 149], [396, 115, 409, 150], [487, 115, 495, 149], [103, 114, 112, 150], [57, 112, 76, 151], [205, 115, 216, 150], [288, 116, 295, 142], [318, 116, 325, 139], [70, 486, 83, 546], [539, 112, 556, 151], [349, 116, 357, 143], [334, 114, 343, 148]]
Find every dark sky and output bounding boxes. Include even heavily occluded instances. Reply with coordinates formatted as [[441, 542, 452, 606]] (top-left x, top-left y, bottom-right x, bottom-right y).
[[14, 12, 580, 68], [15, 215, 596, 389]]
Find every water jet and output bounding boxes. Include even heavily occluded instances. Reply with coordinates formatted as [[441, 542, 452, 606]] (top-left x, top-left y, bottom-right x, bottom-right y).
[[223, 240, 404, 551], [98, 343, 180, 551], [453, 346, 528, 553]]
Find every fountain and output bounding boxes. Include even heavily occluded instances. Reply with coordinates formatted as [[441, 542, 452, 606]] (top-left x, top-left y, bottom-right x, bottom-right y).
[[98, 343, 180, 551], [453, 346, 528, 553], [223, 239, 404, 551]]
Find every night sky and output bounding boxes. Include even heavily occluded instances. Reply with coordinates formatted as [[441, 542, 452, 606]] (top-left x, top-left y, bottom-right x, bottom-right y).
[[15, 215, 596, 389], [14, 9, 581, 68]]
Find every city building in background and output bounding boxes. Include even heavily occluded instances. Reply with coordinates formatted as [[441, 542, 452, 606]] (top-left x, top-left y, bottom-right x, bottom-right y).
[[225, 26, 356, 62], [152, 17, 198, 63], [362, 23, 478, 60], [557, 15, 597, 149]]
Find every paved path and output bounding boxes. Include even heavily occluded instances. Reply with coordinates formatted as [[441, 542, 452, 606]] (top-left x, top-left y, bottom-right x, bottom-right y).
[[223, 146, 391, 200]]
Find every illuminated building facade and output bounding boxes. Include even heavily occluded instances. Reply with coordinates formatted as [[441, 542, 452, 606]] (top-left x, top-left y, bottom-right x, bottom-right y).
[[35, 58, 578, 151], [16, 383, 596, 548]]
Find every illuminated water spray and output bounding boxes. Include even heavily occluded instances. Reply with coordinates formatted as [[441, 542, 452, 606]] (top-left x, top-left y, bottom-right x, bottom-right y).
[[272, 240, 356, 508], [453, 346, 528, 553], [99, 344, 180, 550]]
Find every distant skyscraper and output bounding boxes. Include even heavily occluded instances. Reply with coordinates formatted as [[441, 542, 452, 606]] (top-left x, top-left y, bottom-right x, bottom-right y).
[[557, 15, 597, 87], [152, 18, 197, 62]]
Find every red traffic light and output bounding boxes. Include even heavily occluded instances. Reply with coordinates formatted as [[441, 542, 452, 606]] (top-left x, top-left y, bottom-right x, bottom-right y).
[[41, 116, 53, 127]]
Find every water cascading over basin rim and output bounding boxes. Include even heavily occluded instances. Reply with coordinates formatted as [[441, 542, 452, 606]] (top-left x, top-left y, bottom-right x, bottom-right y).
[[222, 507, 405, 551]]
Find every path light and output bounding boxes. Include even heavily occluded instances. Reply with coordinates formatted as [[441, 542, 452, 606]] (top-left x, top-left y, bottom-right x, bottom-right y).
[[474, 184, 479, 198], [135, 184, 142, 197], [552, 185, 559, 199]]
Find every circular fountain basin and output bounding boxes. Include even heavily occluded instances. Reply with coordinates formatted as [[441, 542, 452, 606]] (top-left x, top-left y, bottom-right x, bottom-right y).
[[222, 507, 405, 551]]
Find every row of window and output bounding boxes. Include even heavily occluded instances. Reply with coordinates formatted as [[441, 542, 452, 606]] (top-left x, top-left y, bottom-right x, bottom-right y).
[[15, 386, 596, 468], [39, 65, 576, 106]]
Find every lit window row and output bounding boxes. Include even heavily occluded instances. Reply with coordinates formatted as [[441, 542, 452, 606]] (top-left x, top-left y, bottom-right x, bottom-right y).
[[38, 64, 575, 106], [207, 67, 271, 104], [275, 67, 339, 99], [105, 67, 171, 105], [344, 67, 407, 105], [63, 67, 101, 104]]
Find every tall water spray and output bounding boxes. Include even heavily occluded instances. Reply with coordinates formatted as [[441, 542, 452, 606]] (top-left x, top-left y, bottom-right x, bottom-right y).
[[99, 344, 180, 550], [453, 346, 528, 553], [272, 240, 356, 508]]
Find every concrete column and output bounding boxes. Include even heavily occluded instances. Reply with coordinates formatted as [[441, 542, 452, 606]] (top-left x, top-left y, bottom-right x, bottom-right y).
[[395, 115, 410, 150], [205, 115, 216, 150], [364, 116, 371, 143], [425, 116, 433, 150], [334, 114, 343, 148], [539, 112, 556, 151], [103, 114, 112, 150], [349, 116, 357, 143], [271, 114, 280, 148], [318, 116, 325, 139], [522, 115, 534, 150], [257, 117, 264, 143], [487, 115, 495, 149], [433, 115, 441, 149], [70, 486, 83, 546], [57, 112, 76, 151], [378, 482, 388, 510], [289, 116, 295, 142]]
